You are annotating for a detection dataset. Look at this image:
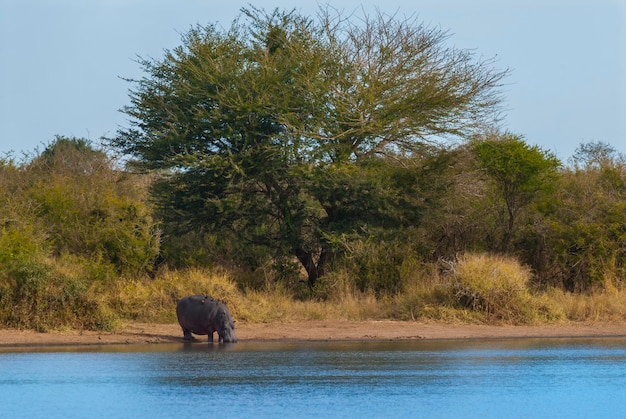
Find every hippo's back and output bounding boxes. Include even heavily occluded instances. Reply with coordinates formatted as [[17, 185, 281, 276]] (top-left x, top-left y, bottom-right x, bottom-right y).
[[176, 295, 218, 334]]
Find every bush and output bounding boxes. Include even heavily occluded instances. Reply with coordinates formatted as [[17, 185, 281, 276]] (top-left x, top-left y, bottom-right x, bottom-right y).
[[332, 234, 425, 295], [443, 253, 538, 323], [0, 257, 116, 331], [520, 159, 626, 291], [26, 137, 161, 275]]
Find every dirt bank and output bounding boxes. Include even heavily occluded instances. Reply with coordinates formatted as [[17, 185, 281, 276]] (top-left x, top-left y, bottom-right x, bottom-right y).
[[1, 320, 626, 347]]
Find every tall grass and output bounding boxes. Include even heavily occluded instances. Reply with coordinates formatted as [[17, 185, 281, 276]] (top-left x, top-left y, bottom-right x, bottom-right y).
[[106, 268, 240, 323], [2, 252, 626, 331], [109, 268, 387, 324]]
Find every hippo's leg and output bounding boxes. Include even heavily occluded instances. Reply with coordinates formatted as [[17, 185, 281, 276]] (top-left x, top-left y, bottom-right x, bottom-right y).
[[208, 331, 214, 343], [182, 328, 194, 341]]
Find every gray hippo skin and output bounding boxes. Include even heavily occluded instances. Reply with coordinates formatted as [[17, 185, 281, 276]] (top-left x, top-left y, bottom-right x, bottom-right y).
[[176, 295, 238, 343]]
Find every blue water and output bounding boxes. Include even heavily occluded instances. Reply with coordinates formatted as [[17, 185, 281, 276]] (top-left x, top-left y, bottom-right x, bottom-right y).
[[1, 338, 626, 418]]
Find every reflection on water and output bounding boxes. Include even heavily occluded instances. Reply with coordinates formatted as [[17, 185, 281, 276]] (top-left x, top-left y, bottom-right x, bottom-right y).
[[1, 338, 626, 418]]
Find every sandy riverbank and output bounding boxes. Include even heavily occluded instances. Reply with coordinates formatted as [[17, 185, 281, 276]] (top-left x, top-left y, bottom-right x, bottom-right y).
[[1, 320, 626, 347]]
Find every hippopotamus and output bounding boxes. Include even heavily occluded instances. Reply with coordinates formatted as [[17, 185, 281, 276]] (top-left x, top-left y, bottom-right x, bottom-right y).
[[176, 295, 238, 343]]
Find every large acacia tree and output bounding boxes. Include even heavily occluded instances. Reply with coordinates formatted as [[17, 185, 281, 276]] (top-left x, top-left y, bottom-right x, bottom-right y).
[[111, 7, 507, 287]]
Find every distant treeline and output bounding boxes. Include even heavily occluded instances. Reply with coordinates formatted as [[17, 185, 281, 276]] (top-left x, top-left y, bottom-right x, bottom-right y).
[[0, 136, 624, 330]]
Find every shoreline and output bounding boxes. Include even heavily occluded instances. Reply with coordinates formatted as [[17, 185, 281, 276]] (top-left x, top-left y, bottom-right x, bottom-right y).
[[1, 320, 626, 348]]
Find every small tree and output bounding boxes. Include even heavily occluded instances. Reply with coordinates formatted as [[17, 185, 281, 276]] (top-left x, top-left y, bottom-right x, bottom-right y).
[[471, 133, 560, 252], [570, 141, 624, 169]]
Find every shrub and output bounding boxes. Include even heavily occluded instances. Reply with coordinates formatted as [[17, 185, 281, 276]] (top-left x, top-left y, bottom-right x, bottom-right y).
[[332, 234, 425, 295], [0, 257, 116, 331], [26, 137, 161, 275], [444, 253, 538, 323], [521, 159, 626, 291]]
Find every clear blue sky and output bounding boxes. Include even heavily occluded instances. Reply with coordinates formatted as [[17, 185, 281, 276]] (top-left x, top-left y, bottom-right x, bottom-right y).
[[1, 0, 624, 161]]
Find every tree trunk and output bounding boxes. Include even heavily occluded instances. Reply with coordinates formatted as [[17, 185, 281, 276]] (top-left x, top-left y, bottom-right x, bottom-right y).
[[502, 201, 517, 252], [295, 246, 332, 288], [295, 248, 318, 288]]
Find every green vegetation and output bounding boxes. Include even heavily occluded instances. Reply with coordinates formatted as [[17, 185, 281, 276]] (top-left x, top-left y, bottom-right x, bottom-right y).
[[112, 7, 506, 288], [1, 8, 625, 330]]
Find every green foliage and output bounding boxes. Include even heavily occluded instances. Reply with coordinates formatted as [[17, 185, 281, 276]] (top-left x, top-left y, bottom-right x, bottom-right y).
[[471, 133, 561, 251], [332, 237, 406, 295], [111, 7, 507, 286], [27, 137, 160, 274], [0, 138, 160, 330], [0, 157, 47, 265], [521, 148, 626, 291], [399, 145, 493, 260], [0, 256, 116, 331]]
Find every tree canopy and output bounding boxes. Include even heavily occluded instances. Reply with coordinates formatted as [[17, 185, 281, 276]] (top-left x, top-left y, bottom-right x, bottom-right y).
[[111, 7, 508, 286], [471, 133, 561, 252]]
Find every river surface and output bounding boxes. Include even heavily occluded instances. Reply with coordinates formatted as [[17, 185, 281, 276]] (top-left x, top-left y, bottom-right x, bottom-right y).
[[1, 338, 626, 418]]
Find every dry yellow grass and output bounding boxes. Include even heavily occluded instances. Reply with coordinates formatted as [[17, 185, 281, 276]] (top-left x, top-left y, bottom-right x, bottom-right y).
[[104, 257, 625, 326], [7, 252, 625, 331], [544, 287, 626, 322], [106, 267, 240, 323]]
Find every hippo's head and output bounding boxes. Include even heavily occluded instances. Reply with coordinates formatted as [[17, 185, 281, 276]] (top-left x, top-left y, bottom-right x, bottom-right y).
[[217, 307, 238, 343]]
